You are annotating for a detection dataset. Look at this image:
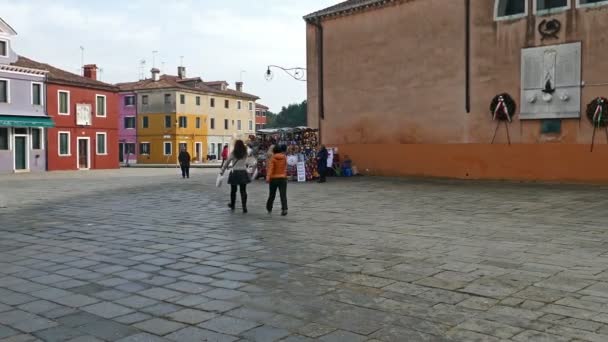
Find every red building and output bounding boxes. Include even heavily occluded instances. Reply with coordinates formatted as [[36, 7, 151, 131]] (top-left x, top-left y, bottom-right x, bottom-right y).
[[255, 103, 268, 130], [15, 57, 119, 170]]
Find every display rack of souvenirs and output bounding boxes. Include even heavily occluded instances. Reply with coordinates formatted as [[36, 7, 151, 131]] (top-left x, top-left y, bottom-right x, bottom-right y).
[[253, 127, 319, 181]]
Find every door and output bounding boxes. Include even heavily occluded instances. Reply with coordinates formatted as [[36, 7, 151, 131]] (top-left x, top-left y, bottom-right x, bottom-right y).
[[195, 142, 202, 162], [14, 136, 27, 170], [78, 138, 89, 169], [118, 143, 124, 163]]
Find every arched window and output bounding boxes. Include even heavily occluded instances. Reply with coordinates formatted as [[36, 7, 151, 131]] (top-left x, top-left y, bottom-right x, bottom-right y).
[[495, 0, 527, 20]]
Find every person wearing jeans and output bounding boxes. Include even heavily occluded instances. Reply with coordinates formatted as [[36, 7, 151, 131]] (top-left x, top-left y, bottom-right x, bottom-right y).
[[266, 145, 288, 216]]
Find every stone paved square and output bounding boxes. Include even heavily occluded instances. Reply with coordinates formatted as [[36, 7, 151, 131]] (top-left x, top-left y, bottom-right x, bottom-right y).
[[1, 169, 608, 341]]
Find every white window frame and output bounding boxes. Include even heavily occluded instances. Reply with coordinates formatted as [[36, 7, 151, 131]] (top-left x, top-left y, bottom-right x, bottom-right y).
[[237, 119, 242, 131], [30, 128, 44, 150], [58, 90, 70, 115], [494, 0, 529, 21], [96, 94, 107, 117], [534, 0, 571, 15], [125, 116, 136, 129], [163, 141, 172, 156], [140, 142, 150, 155], [124, 95, 135, 107], [96, 132, 107, 155], [576, 0, 608, 7], [196, 117, 201, 129], [58, 131, 71, 156], [0, 78, 10, 104], [237, 100, 242, 110], [31, 82, 44, 106], [0, 39, 8, 57], [142, 94, 149, 105]]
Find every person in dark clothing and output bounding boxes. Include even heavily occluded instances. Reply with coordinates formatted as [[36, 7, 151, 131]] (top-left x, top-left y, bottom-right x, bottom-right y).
[[178, 147, 191, 179], [220, 140, 252, 213], [316, 145, 329, 183], [266, 145, 288, 216]]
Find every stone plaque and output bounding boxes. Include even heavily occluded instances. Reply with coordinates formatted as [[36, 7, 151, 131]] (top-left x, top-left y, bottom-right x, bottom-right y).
[[76, 104, 92, 126]]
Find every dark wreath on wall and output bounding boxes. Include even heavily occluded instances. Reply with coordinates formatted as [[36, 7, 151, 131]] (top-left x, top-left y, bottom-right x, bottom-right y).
[[587, 97, 608, 152], [489, 93, 517, 145]]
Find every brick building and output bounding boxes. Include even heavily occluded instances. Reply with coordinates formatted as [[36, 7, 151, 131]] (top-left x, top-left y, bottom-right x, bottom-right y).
[[305, 0, 608, 182], [255, 103, 268, 130]]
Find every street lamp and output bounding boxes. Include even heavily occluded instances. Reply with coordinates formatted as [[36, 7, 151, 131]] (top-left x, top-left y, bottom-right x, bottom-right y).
[[265, 65, 306, 82]]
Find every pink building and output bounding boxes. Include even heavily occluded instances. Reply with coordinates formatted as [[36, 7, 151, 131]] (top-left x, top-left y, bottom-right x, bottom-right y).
[[118, 92, 137, 165]]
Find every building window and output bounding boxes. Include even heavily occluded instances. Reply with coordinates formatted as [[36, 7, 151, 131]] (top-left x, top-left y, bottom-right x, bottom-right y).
[[165, 115, 172, 128], [224, 119, 229, 130], [210, 118, 215, 129], [164, 142, 172, 155], [237, 101, 242, 110], [142, 116, 149, 128], [196, 117, 201, 129], [180, 94, 185, 104], [124, 95, 135, 106], [577, 0, 608, 7], [164, 94, 171, 104], [142, 95, 149, 105], [0, 40, 7, 57], [32, 128, 42, 150], [96, 133, 107, 155], [139, 142, 150, 155], [125, 143, 135, 154], [32, 83, 42, 106], [0, 128, 9, 150], [0, 79, 8, 103], [224, 99, 229, 109], [495, 0, 527, 19], [237, 120, 242, 130], [196, 96, 201, 106], [96, 95, 106, 117], [179, 116, 187, 128], [124, 117, 136, 129], [58, 91, 69, 115], [58, 132, 70, 156], [210, 98, 215, 107], [535, 0, 570, 13], [249, 102, 253, 111], [249, 120, 253, 131]]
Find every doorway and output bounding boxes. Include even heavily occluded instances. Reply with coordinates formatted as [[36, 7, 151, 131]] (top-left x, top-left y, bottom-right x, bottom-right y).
[[13, 134, 28, 171], [195, 142, 202, 162], [118, 143, 124, 163], [77, 137, 90, 170]]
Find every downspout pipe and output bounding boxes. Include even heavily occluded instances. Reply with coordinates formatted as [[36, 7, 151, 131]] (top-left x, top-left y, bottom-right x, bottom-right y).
[[465, 0, 471, 113]]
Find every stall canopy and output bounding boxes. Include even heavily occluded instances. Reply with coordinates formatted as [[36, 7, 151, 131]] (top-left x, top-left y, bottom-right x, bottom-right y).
[[0, 115, 55, 127]]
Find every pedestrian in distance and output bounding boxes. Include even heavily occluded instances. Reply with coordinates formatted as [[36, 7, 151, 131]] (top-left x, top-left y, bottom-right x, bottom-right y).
[[178, 146, 191, 179], [266, 145, 288, 216], [317, 145, 329, 183], [220, 140, 251, 213], [220, 144, 229, 168]]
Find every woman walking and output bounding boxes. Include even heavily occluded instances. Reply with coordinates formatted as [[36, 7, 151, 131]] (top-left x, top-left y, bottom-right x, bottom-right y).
[[266, 145, 288, 216], [220, 140, 251, 213]]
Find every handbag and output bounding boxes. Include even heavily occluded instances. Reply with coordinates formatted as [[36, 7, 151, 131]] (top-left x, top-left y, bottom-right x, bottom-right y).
[[215, 173, 224, 187]]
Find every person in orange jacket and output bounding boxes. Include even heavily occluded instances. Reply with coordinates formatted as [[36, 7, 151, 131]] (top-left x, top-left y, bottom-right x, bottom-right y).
[[266, 145, 288, 216]]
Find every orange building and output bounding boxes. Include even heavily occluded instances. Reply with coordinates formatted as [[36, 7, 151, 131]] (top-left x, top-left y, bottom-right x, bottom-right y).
[[305, 0, 608, 183]]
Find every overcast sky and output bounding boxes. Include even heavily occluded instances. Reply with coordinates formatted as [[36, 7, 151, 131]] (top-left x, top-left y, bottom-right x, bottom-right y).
[[2, 0, 341, 112]]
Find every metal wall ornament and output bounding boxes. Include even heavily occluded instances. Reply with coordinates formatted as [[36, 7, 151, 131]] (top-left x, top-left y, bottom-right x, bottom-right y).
[[538, 19, 561, 41], [265, 65, 306, 82], [586, 97, 608, 152], [489, 93, 517, 145]]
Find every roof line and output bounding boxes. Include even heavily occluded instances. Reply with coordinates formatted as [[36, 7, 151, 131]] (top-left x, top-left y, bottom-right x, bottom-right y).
[[304, 0, 395, 21]]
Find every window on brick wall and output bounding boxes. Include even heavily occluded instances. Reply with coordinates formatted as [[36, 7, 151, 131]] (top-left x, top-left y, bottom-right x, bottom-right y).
[[535, 0, 569, 13]]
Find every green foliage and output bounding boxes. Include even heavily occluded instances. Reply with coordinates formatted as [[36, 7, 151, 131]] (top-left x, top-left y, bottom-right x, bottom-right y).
[[265, 100, 307, 128]]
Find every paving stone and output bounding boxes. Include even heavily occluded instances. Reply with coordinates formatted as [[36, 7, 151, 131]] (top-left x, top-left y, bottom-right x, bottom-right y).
[[75, 319, 139, 341], [53, 280, 89, 290], [0, 334, 41, 342], [114, 333, 170, 342], [204, 289, 246, 300], [318, 330, 368, 342], [134, 318, 186, 336], [56, 312, 104, 328], [184, 266, 224, 276], [18, 300, 62, 315], [113, 312, 152, 325], [180, 275, 215, 284], [535, 277, 595, 293], [214, 272, 257, 282], [298, 323, 337, 338], [170, 294, 211, 307], [210, 280, 245, 290], [140, 276, 176, 286], [29, 288, 72, 301], [512, 329, 570, 342], [81, 302, 134, 319], [139, 287, 182, 300], [457, 318, 523, 339], [66, 336, 105, 342], [167, 309, 217, 324], [0, 325, 18, 339], [95, 278, 130, 287], [164, 327, 239, 342], [115, 295, 158, 309], [199, 316, 261, 335], [51, 294, 99, 308], [31, 274, 71, 285], [164, 281, 210, 294], [114, 282, 148, 293], [92, 290, 130, 301], [33, 326, 83, 342], [197, 300, 241, 313], [140, 303, 181, 316], [241, 325, 290, 341]]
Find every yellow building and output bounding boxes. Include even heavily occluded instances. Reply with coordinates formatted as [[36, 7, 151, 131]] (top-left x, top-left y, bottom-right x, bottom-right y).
[[117, 67, 259, 164]]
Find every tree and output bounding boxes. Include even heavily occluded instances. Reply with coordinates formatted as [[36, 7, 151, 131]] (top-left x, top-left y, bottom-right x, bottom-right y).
[[265, 100, 307, 128]]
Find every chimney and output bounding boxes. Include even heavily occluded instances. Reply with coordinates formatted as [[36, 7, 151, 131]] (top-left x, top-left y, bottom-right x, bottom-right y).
[[83, 64, 98, 80], [236, 81, 243, 92], [178, 66, 186, 79], [151, 68, 160, 81]]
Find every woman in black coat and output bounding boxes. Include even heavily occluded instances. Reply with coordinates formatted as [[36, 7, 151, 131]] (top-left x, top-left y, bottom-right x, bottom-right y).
[[178, 147, 191, 179], [316, 145, 328, 183]]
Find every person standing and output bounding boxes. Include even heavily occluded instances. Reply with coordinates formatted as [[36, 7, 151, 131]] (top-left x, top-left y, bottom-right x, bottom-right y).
[[316, 145, 329, 183], [220, 140, 251, 213], [178, 147, 191, 179], [266, 145, 288, 216], [220, 144, 229, 168]]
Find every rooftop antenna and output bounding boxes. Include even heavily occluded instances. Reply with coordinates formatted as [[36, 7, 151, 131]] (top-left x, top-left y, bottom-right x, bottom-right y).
[[80, 46, 85, 76], [152, 50, 158, 68], [180, 55, 184, 67], [240, 70, 246, 82], [139, 59, 146, 80]]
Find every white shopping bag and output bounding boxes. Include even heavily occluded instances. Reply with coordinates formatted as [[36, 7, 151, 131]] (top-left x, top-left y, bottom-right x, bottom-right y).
[[216, 173, 224, 187], [250, 168, 258, 181]]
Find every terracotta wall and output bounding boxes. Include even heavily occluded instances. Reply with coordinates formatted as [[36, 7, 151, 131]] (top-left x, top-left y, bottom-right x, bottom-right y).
[[306, 0, 608, 182]]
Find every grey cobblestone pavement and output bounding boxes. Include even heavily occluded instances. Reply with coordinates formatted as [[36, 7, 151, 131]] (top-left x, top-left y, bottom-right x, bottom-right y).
[[1, 168, 608, 341]]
